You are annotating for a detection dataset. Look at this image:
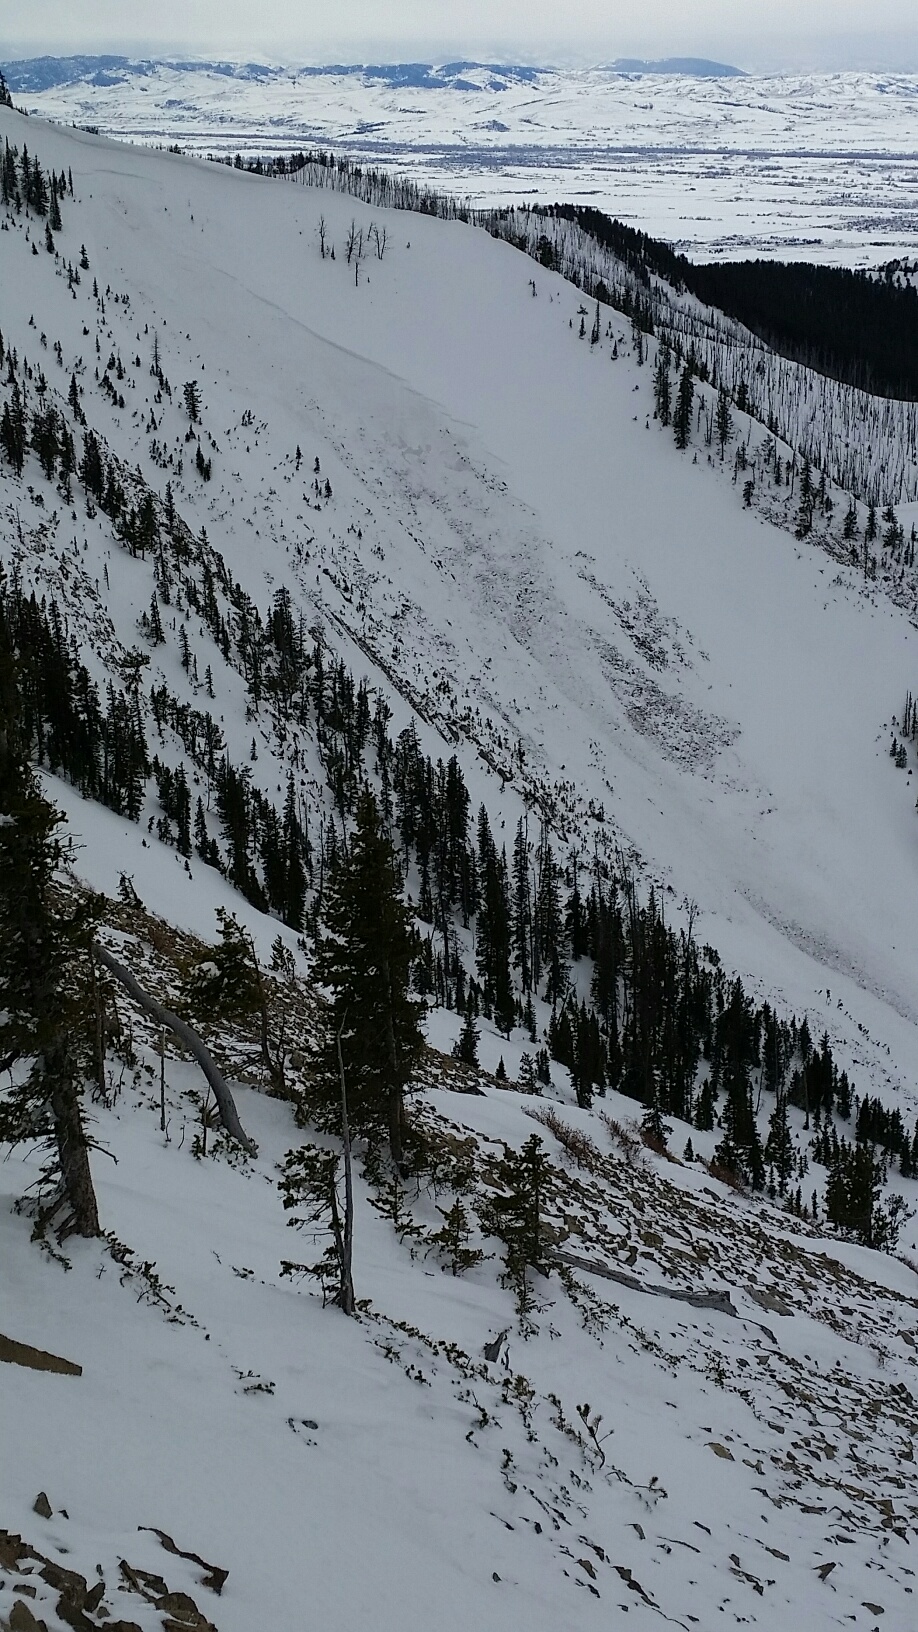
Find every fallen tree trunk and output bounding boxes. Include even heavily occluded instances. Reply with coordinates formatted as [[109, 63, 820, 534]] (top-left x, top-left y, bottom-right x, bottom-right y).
[[549, 1247, 737, 1314], [92, 944, 257, 1157]]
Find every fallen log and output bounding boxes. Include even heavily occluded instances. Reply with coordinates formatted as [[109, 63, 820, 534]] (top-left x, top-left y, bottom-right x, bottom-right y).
[[93, 944, 257, 1157]]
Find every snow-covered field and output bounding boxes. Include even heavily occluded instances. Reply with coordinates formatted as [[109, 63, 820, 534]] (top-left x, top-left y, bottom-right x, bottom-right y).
[[3, 107, 918, 1632], [8, 57, 918, 262]]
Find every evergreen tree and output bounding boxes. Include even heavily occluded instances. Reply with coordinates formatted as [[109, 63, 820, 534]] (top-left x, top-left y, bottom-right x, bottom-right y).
[[653, 354, 672, 426], [428, 1198, 484, 1276], [0, 622, 100, 1238], [183, 379, 201, 422], [478, 1135, 552, 1321], [308, 787, 425, 1169], [280, 1142, 356, 1314], [511, 817, 532, 991], [764, 1093, 794, 1195], [715, 386, 733, 459], [825, 1142, 883, 1247], [453, 1007, 479, 1067], [475, 807, 514, 1034], [518, 1051, 538, 1093], [673, 364, 694, 450]]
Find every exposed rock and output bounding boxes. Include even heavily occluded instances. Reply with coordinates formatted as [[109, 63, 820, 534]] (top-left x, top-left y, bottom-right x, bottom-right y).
[[138, 1528, 228, 1594], [8, 1600, 48, 1632], [31, 1496, 52, 1522]]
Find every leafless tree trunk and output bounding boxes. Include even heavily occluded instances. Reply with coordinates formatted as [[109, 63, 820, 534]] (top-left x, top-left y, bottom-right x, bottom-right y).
[[46, 1043, 100, 1239], [87, 945, 105, 1094]]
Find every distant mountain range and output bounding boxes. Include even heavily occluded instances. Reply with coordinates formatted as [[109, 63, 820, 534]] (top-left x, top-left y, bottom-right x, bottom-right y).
[[609, 57, 745, 77], [0, 54, 744, 93]]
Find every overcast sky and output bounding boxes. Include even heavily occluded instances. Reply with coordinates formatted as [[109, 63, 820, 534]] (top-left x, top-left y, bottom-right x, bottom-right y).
[[5, 1, 918, 71]]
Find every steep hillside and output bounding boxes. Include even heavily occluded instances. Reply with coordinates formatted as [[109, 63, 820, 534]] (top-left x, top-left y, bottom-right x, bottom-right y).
[[2, 109, 918, 1632]]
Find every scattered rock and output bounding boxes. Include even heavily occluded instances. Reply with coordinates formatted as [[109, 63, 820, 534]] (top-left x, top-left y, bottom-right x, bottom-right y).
[[31, 1496, 52, 1522], [119, 1561, 168, 1601], [707, 1442, 734, 1460], [9, 1600, 47, 1632], [39, 1559, 89, 1601], [139, 1529, 228, 1596], [83, 1583, 105, 1613]]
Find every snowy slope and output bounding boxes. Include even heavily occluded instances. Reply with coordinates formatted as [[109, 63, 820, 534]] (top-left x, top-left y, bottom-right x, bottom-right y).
[[3, 108, 918, 1632], [2, 105, 918, 1151], [9, 59, 918, 262]]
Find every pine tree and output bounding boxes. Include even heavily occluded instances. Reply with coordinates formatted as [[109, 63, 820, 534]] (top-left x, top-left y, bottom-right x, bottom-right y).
[[0, 382, 26, 474], [518, 1051, 538, 1093], [478, 1135, 552, 1322], [453, 1007, 479, 1067], [280, 1141, 356, 1313], [428, 1198, 484, 1276], [673, 364, 694, 450], [308, 787, 425, 1169], [764, 1093, 794, 1194], [825, 1143, 870, 1243], [715, 386, 733, 459], [186, 909, 262, 1020], [0, 621, 100, 1238], [511, 817, 532, 991], [183, 379, 201, 422], [653, 354, 672, 426]]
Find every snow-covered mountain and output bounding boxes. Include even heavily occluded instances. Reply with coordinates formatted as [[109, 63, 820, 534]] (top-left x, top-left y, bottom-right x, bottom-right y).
[[3, 107, 918, 1632], [5, 57, 918, 262]]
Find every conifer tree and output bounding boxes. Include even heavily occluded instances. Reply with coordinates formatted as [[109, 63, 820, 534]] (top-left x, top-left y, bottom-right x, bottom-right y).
[[764, 1093, 794, 1194], [673, 364, 694, 450], [428, 1198, 484, 1276], [183, 379, 201, 422], [0, 382, 26, 474], [0, 622, 100, 1238], [453, 1007, 479, 1067], [478, 1135, 552, 1322], [715, 386, 733, 459], [653, 354, 672, 426], [308, 787, 425, 1169]]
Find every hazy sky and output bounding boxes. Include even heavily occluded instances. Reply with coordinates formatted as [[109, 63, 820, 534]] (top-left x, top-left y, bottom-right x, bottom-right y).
[[5, 0, 918, 71]]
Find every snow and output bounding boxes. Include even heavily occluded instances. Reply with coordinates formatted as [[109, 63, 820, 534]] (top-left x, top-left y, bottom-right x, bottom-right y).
[[13, 59, 918, 262], [3, 106, 918, 1631]]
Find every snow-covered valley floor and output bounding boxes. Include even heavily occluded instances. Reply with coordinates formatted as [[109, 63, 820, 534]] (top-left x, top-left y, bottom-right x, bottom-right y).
[[11, 61, 918, 262]]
